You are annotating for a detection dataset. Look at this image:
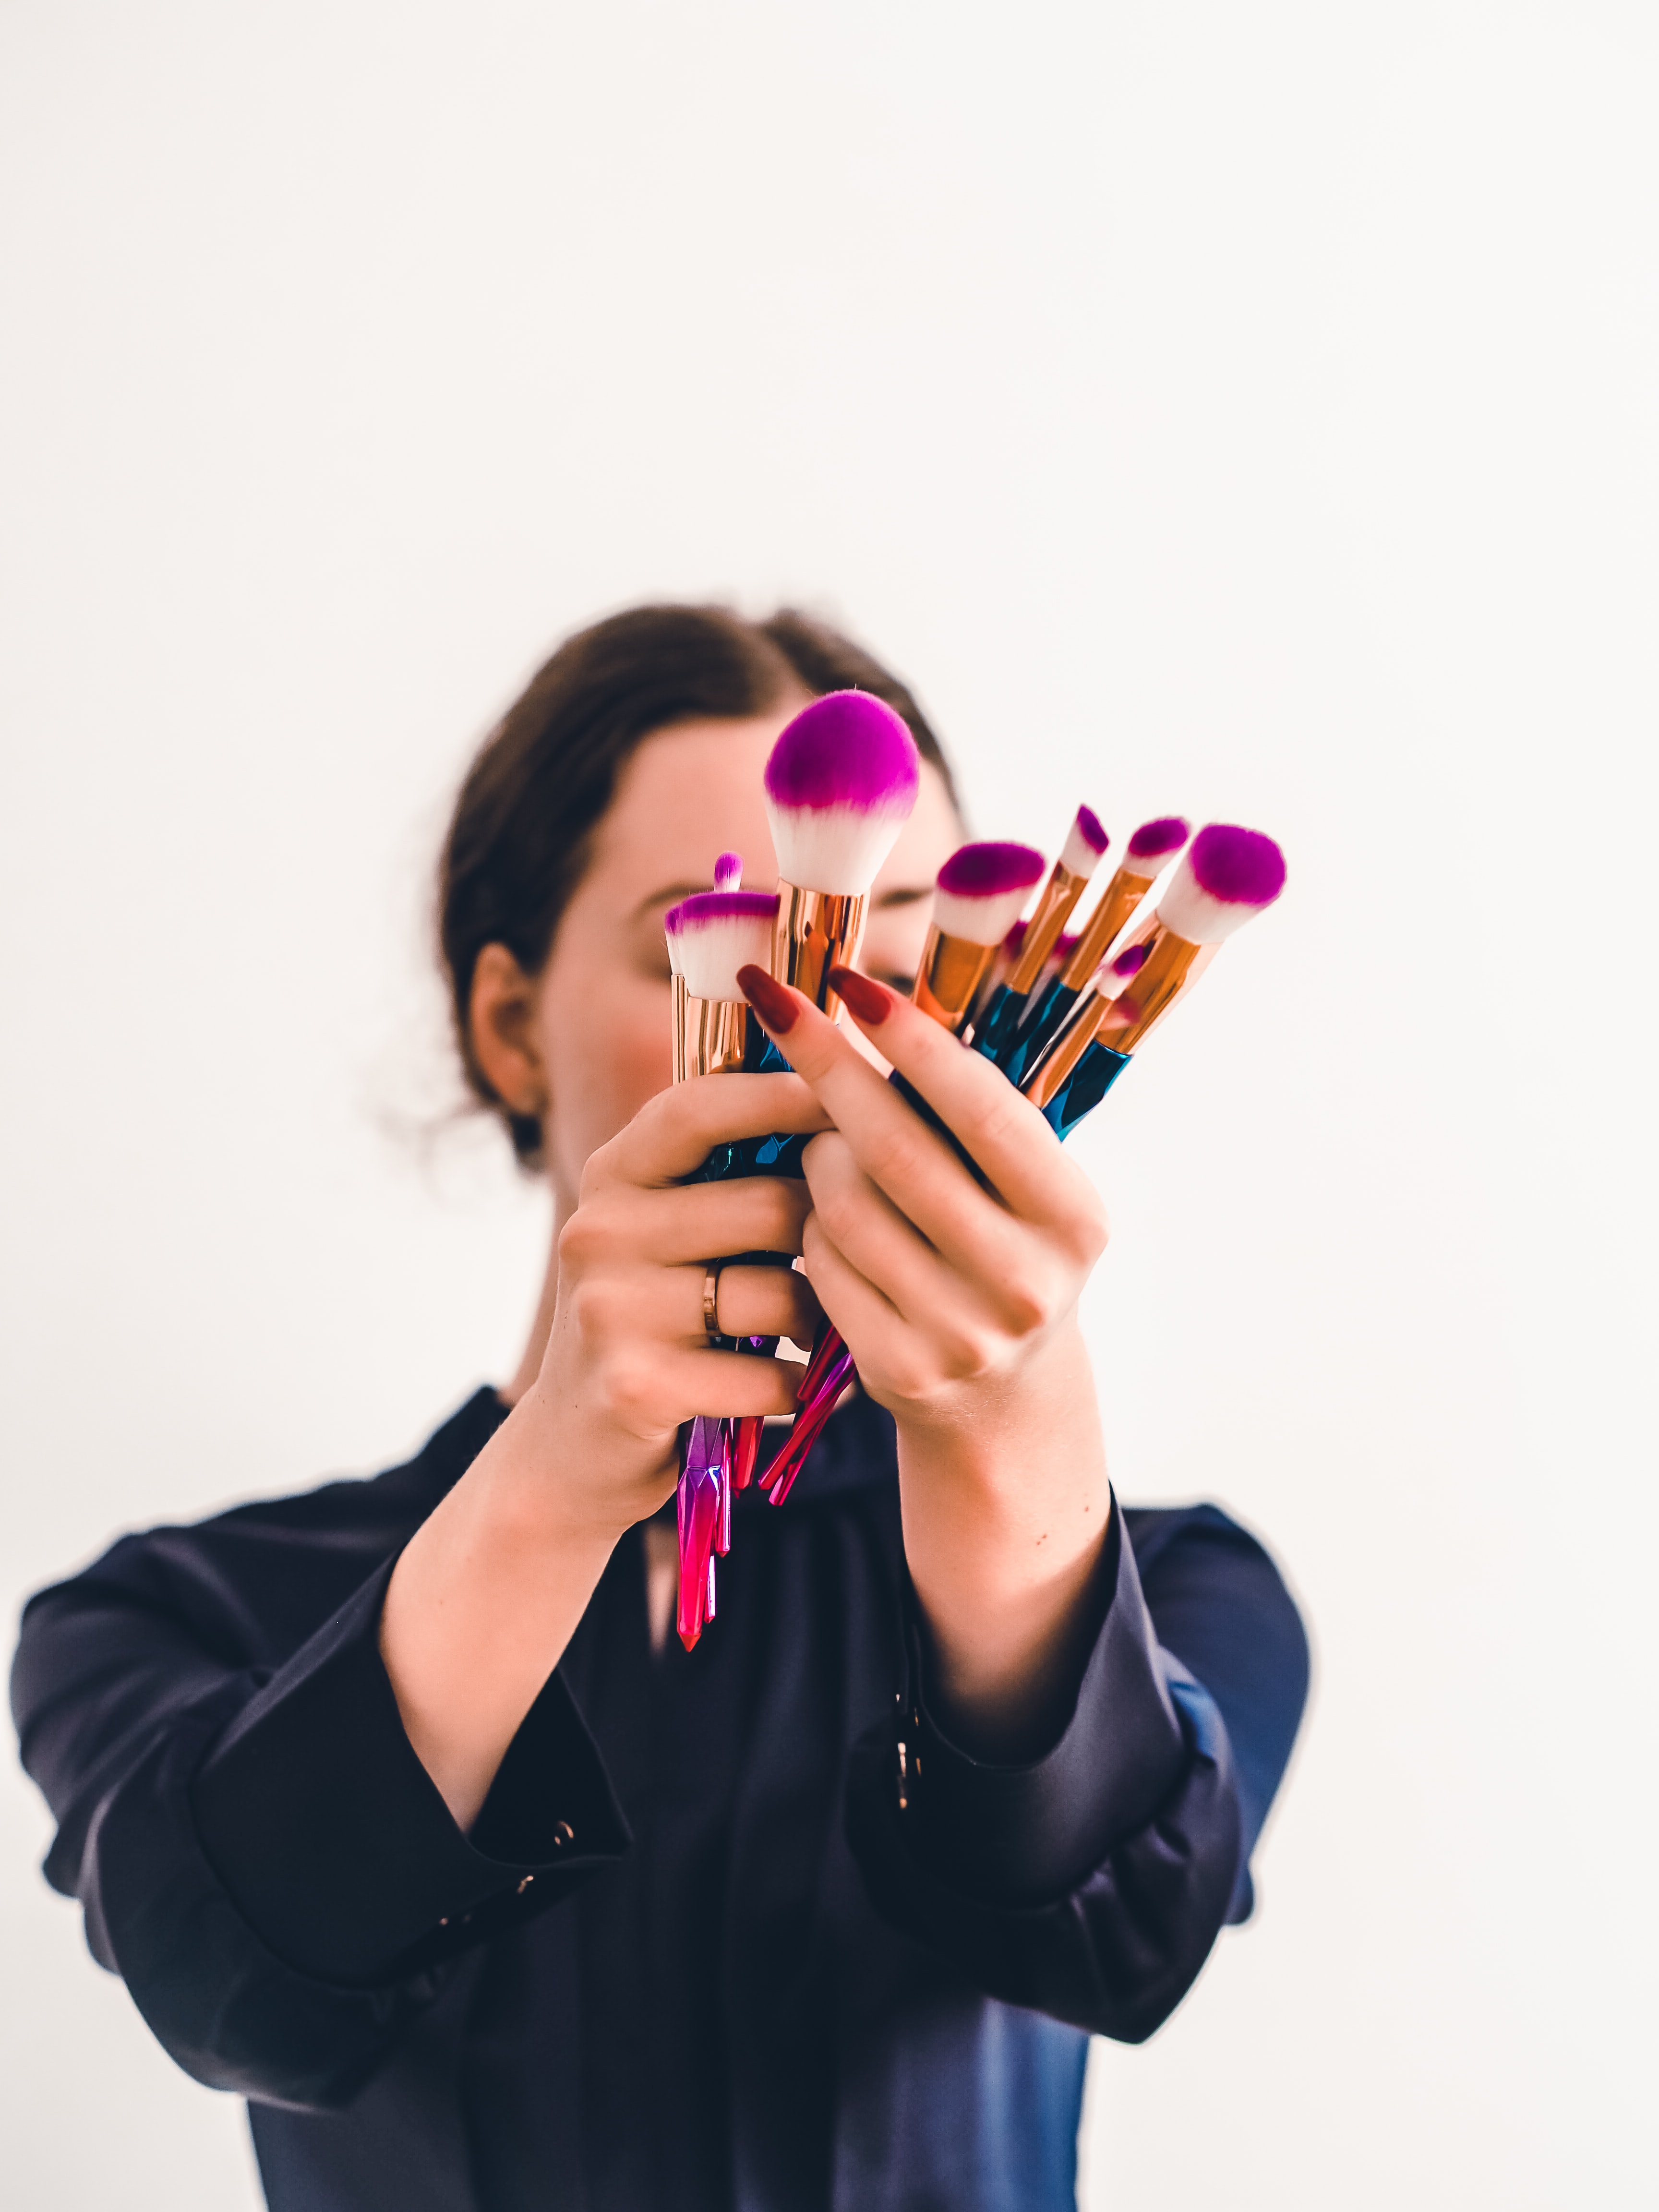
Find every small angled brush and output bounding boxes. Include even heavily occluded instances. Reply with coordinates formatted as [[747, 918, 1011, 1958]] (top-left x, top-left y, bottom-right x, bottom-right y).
[[914, 842, 1049, 1032], [664, 873, 781, 1647], [999, 816, 1191, 1083], [972, 806, 1108, 1065], [1023, 824, 1286, 1137], [764, 690, 921, 1012]]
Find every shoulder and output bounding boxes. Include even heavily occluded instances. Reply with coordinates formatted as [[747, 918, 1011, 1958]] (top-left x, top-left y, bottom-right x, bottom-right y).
[[1122, 1500, 1306, 1652]]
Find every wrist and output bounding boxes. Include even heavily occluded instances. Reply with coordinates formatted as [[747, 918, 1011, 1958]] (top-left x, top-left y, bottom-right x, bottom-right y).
[[889, 1322, 1101, 1479], [488, 1382, 673, 1555]]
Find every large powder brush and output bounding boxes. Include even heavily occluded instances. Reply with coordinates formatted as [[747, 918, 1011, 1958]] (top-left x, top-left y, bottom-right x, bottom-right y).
[[763, 691, 921, 1015]]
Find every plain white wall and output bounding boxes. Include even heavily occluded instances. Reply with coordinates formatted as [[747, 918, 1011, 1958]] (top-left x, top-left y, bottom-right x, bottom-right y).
[[2, 2, 1655, 2205]]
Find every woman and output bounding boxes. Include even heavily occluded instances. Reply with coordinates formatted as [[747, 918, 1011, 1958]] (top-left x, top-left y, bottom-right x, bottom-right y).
[[12, 603, 1308, 2212]]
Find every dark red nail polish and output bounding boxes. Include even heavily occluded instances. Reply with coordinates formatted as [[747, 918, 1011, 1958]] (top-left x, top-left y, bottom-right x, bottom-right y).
[[827, 965, 892, 1026], [737, 964, 799, 1034]]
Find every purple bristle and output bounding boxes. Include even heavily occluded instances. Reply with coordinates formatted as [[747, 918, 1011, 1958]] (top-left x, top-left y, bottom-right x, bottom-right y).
[[1110, 943, 1149, 977], [1075, 805, 1108, 856], [665, 891, 780, 931], [763, 691, 920, 812], [937, 842, 1047, 898], [713, 852, 744, 891], [1189, 824, 1287, 906], [1127, 816, 1190, 864]]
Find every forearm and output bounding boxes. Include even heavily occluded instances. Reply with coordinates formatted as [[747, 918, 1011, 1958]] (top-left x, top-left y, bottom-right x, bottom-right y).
[[892, 1323, 1112, 1759], [379, 1384, 653, 1829]]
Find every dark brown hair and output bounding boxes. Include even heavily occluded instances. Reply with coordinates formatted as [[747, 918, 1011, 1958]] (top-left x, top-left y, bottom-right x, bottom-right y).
[[439, 603, 958, 1164]]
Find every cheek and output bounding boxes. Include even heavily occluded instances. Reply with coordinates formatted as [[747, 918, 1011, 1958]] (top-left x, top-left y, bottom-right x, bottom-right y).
[[540, 974, 673, 1164], [608, 1004, 673, 1120]]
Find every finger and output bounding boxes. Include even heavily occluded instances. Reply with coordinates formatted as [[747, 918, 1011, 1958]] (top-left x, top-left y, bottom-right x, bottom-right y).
[[563, 1177, 813, 1272], [694, 1262, 821, 1346], [797, 1213, 933, 1397], [740, 966, 1101, 1257], [645, 1346, 808, 1421], [800, 1132, 959, 1329], [805, 1134, 1046, 1354], [602, 1072, 831, 1187]]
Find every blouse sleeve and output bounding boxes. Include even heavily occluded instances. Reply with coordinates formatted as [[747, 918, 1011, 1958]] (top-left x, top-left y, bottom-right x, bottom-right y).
[[11, 1534, 629, 2111], [842, 1497, 1308, 2044]]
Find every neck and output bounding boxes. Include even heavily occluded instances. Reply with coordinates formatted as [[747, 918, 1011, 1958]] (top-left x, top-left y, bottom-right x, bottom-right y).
[[502, 1181, 572, 1405]]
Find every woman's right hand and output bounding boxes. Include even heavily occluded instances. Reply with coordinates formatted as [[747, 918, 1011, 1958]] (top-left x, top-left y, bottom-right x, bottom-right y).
[[533, 1070, 829, 1534], [380, 1071, 828, 1828]]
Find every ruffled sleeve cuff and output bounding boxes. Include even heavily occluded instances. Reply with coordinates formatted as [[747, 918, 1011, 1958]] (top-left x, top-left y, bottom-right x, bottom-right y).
[[189, 1557, 630, 1988], [892, 1500, 1189, 1907]]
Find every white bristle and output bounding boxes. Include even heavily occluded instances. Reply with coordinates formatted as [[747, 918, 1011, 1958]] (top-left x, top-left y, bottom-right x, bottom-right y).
[[765, 801, 913, 897], [675, 909, 779, 1000], [1157, 859, 1274, 945], [932, 881, 1039, 947], [665, 920, 684, 976], [1060, 814, 1108, 879]]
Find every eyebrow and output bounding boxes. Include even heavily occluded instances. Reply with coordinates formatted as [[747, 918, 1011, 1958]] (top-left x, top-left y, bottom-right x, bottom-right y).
[[632, 879, 935, 922], [630, 881, 712, 923]]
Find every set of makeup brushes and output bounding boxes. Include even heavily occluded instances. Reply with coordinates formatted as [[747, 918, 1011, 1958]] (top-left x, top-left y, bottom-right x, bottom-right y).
[[662, 691, 1286, 1647]]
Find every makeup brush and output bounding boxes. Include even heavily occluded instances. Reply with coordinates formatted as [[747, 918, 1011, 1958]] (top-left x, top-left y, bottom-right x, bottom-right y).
[[665, 890, 781, 1081], [752, 694, 922, 1496], [761, 842, 1044, 1504], [663, 878, 782, 1647], [769, 828, 1288, 1510], [764, 690, 921, 1016], [676, 691, 925, 1577], [1009, 941, 1151, 1136], [973, 806, 1108, 1064], [1002, 816, 1191, 1082], [667, 895, 688, 1086], [913, 842, 1049, 1033], [1023, 824, 1286, 1138], [713, 850, 744, 891], [967, 915, 1027, 1032], [676, 1416, 724, 1647]]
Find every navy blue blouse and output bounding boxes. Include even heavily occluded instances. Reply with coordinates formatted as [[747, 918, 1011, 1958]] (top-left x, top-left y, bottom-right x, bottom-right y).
[[12, 1389, 1307, 2211]]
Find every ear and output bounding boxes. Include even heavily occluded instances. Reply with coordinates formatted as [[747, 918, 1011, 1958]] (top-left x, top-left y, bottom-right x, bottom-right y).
[[469, 944, 550, 1121]]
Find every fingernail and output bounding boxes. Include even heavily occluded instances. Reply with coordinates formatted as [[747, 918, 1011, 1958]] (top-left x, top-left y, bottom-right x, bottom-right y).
[[737, 964, 799, 1034], [827, 965, 892, 1026]]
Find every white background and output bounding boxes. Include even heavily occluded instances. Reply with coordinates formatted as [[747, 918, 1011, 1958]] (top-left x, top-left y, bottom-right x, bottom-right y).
[[2, 3, 1656, 2205]]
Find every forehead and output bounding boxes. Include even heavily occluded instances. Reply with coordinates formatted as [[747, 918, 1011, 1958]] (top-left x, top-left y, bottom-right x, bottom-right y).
[[584, 712, 961, 908], [588, 716, 788, 898]]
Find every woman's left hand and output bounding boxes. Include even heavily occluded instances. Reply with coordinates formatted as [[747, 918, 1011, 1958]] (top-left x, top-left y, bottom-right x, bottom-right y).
[[738, 963, 1115, 1755]]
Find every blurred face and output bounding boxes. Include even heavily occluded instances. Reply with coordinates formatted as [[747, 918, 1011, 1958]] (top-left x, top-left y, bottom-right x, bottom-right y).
[[472, 709, 962, 1217]]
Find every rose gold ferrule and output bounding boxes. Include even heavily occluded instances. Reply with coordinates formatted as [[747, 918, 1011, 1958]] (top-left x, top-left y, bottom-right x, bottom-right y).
[[1024, 1012, 1100, 1108], [1022, 915, 1213, 1107], [912, 925, 997, 1036], [1059, 866, 1158, 991], [1006, 863, 1089, 996], [671, 974, 689, 1083], [1108, 924, 1214, 1054], [674, 992, 766, 1081], [772, 881, 868, 1019]]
